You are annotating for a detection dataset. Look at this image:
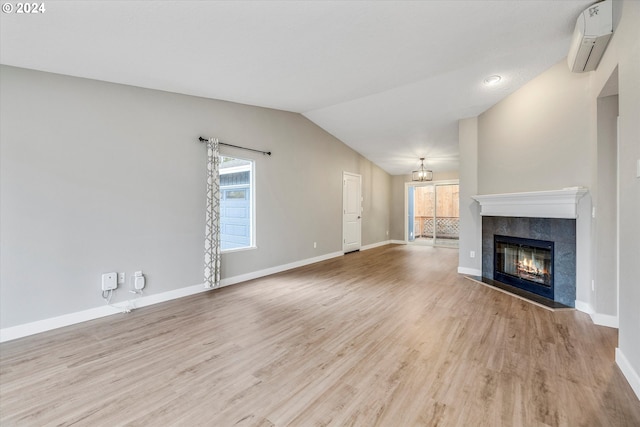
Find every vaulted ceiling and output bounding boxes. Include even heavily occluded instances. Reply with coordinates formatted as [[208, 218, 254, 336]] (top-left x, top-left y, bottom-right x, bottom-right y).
[[0, 0, 593, 175]]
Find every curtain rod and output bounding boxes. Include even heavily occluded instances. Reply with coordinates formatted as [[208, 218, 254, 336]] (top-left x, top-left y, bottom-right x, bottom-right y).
[[198, 137, 271, 156]]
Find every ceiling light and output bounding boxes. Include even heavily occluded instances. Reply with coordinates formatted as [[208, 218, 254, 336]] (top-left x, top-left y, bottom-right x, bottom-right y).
[[484, 75, 502, 85], [412, 158, 433, 182]]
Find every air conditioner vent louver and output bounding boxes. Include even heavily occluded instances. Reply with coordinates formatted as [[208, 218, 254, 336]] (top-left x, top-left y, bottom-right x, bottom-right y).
[[567, 0, 613, 73]]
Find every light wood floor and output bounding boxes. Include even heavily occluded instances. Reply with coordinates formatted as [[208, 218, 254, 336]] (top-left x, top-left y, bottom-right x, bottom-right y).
[[1, 245, 639, 426]]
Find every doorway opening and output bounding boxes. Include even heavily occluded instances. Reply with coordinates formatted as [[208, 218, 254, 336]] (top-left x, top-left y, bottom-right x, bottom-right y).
[[406, 181, 459, 247]]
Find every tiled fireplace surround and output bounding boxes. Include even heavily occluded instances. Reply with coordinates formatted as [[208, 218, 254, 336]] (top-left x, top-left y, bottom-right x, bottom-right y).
[[473, 188, 589, 308], [482, 216, 576, 306]]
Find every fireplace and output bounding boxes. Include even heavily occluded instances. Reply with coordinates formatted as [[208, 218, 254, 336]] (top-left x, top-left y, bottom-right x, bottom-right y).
[[472, 188, 588, 309], [494, 235, 554, 299], [481, 216, 575, 307]]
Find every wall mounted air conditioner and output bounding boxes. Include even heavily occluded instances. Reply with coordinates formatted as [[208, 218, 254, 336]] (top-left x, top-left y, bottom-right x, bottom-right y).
[[567, 0, 613, 73]]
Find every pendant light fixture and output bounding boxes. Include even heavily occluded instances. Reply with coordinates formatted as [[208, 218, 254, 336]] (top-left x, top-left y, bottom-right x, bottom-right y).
[[412, 157, 433, 182]]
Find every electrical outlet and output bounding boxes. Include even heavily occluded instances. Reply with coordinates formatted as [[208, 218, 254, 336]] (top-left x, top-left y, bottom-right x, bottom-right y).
[[101, 272, 117, 291], [313, 242, 317, 248], [118, 272, 125, 284], [470, 251, 476, 258], [592, 279, 595, 291]]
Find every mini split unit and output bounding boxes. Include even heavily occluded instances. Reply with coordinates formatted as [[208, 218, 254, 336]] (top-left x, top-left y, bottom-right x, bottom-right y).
[[567, 0, 613, 73]]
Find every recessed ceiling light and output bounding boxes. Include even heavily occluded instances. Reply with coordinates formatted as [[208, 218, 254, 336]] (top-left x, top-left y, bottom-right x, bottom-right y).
[[484, 75, 502, 85]]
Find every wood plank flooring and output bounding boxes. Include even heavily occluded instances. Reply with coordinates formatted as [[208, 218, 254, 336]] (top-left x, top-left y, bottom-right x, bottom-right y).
[[1, 245, 639, 426]]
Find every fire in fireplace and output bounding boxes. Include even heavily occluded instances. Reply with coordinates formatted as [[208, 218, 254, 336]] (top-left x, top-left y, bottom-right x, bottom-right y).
[[494, 235, 554, 299]]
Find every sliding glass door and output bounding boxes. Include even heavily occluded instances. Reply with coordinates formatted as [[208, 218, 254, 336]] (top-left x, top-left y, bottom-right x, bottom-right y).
[[407, 181, 459, 247]]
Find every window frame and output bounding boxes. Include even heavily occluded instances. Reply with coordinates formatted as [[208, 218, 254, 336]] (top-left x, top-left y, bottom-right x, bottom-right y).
[[219, 155, 256, 253]]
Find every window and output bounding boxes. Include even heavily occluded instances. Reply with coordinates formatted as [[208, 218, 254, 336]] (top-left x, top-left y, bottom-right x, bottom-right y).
[[219, 156, 254, 251]]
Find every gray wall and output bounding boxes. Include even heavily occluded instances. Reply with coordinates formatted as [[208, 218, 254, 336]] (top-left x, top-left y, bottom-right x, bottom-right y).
[[459, 0, 640, 390], [477, 60, 593, 194], [389, 175, 407, 241], [457, 117, 481, 273], [595, 95, 619, 316], [0, 65, 391, 328], [360, 158, 392, 245], [607, 0, 640, 388]]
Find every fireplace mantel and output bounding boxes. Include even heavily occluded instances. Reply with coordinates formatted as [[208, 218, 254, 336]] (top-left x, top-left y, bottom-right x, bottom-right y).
[[472, 188, 588, 219]]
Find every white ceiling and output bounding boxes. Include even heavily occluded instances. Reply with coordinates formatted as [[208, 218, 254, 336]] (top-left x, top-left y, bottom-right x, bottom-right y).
[[0, 0, 593, 175]]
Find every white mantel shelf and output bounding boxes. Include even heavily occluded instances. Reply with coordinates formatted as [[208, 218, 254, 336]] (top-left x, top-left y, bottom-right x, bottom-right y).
[[471, 188, 588, 219]]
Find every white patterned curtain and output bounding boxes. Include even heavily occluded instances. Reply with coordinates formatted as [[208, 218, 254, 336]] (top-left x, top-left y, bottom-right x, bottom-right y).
[[204, 138, 221, 288]]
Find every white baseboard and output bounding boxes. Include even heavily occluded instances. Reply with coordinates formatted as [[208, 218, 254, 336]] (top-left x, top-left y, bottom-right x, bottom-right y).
[[361, 240, 395, 251], [218, 251, 343, 288], [0, 251, 344, 343], [457, 267, 482, 276], [591, 312, 619, 328], [616, 348, 640, 400], [574, 299, 593, 314], [0, 283, 212, 343], [390, 240, 406, 245], [360, 241, 386, 251], [574, 300, 618, 328]]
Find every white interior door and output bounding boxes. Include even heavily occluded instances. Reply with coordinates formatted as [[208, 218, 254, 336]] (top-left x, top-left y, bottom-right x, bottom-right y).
[[343, 172, 362, 253]]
